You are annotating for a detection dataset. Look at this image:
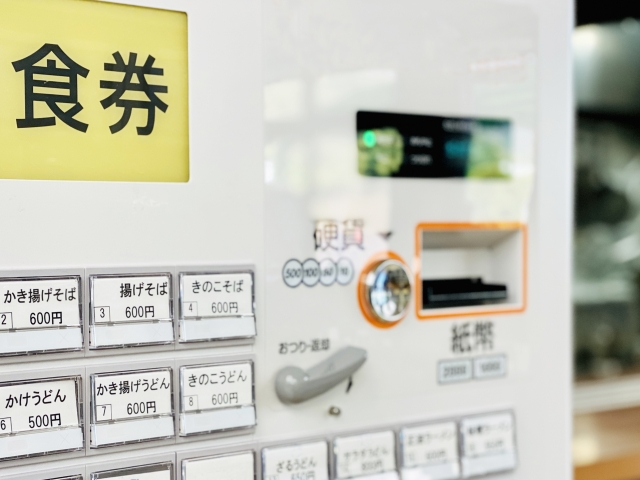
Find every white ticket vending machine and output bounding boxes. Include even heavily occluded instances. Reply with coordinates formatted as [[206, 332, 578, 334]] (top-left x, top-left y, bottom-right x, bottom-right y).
[[0, 0, 572, 479]]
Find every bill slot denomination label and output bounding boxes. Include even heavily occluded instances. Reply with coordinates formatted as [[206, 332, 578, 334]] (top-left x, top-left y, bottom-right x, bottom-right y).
[[183, 452, 255, 480], [438, 359, 472, 384], [263, 441, 329, 480], [92, 369, 172, 423], [0, 377, 80, 435], [91, 274, 171, 324], [473, 355, 507, 380], [181, 362, 253, 412], [181, 273, 253, 318], [0, 277, 80, 331], [334, 431, 397, 479]]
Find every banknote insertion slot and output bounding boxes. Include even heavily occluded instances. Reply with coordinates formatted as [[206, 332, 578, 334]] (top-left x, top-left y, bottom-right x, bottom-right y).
[[422, 278, 507, 308], [418, 225, 525, 315]]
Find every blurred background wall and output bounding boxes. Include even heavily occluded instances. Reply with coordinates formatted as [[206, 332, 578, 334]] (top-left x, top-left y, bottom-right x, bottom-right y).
[[572, 2, 640, 479]]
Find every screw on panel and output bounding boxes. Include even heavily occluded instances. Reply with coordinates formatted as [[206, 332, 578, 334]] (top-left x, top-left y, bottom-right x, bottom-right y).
[[328, 406, 341, 416]]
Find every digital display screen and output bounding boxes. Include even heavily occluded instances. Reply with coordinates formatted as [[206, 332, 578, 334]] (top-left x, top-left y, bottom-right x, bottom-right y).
[[357, 111, 511, 179]]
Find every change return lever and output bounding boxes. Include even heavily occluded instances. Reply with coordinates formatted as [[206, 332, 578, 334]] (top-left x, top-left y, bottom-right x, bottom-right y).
[[275, 346, 367, 404]]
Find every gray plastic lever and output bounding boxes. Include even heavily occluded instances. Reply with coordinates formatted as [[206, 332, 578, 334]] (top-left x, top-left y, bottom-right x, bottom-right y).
[[275, 346, 367, 404]]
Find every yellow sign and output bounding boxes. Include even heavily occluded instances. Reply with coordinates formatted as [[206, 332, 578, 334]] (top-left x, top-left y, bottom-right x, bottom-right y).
[[0, 0, 188, 182]]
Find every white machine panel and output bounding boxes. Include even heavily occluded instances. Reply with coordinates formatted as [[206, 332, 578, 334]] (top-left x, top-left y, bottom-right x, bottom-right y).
[[0, 0, 572, 478]]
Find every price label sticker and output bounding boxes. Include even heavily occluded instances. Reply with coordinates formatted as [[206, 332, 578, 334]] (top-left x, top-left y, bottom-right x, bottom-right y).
[[334, 431, 397, 479], [91, 274, 171, 324], [0, 377, 80, 435], [180, 272, 253, 319], [461, 412, 515, 459], [92, 369, 172, 423], [91, 462, 173, 480], [183, 451, 255, 480], [0, 277, 80, 330], [401, 422, 458, 468], [263, 441, 329, 480], [181, 362, 253, 412]]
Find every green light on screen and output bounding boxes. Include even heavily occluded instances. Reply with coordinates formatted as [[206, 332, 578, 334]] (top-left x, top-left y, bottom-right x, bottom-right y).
[[362, 130, 376, 148]]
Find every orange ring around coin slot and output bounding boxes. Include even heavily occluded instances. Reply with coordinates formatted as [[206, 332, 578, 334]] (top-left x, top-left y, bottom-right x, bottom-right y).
[[357, 251, 411, 329]]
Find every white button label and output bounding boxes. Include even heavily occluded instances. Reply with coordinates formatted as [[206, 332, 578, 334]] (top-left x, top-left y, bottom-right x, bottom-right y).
[[401, 422, 459, 468], [334, 431, 397, 479], [263, 441, 329, 480], [92, 463, 173, 480], [92, 369, 172, 423], [91, 274, 171, 324], [0, 377, 80, 434], [462, 413, 514, 458], [460, 412, 517, 477], [0, 277, 80, 330], [181, 273, 253, 318], [474, 355, 507, 379], [181, 362, 253, 412], [183, 452, 255, 480]]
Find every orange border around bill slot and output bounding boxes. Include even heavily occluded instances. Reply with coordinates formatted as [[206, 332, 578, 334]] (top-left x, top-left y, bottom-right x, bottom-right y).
[[414, 222, 527, 320]]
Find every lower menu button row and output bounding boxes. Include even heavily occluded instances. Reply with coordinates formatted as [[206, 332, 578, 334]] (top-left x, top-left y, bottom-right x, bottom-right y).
[[3, 411, 516, 479]]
